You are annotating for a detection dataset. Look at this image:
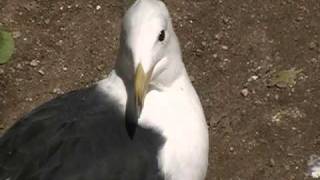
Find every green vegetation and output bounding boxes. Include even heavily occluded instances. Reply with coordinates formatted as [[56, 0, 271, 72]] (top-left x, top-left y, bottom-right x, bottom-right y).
[[269, 68, 303, 88], [0, 30, 15, 64]]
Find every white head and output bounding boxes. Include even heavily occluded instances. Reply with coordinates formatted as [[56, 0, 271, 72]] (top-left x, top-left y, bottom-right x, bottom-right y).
[[116, 0, 185, 113]]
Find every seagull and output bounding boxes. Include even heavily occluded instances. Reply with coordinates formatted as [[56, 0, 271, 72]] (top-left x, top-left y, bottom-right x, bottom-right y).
[[0, 0, 209, 180]]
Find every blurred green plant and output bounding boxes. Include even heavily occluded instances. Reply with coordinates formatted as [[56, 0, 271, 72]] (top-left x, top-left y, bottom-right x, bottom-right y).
[[269, 68, 303, 88], [0, 29, 15, 64], [128, 0, 135, 5]]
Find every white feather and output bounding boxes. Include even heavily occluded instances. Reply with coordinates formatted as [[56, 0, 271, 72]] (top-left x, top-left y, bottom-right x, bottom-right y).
[[140, 74, 209, 180], [99, 0, 209, 179]]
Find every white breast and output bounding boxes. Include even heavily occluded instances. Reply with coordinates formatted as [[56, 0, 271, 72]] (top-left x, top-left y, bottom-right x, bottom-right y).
[[139, 76, 209, 180], [97, 71, 127, 114]]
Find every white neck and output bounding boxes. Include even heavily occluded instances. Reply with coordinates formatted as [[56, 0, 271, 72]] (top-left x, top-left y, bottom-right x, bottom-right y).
[[139, 69, 209, 180], [98, 60, 208, 180], [98, 15, 208, 180]]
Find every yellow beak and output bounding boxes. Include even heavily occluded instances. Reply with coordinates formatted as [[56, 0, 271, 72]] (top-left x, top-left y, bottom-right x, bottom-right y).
[[134, 63, 151, 115]]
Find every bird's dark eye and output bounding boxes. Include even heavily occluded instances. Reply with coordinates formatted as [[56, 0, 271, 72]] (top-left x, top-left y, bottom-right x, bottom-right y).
[[158, 30, 165, 42]]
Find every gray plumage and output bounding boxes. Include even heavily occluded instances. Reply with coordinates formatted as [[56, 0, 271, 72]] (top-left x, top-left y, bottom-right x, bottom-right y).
[[0, 86, 165, 180]]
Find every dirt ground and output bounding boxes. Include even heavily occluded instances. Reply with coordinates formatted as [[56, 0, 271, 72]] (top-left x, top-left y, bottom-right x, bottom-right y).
[[1, 0, 320, 179]]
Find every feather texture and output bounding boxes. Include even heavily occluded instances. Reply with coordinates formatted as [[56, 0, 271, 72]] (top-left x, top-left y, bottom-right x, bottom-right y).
[[0, 86, 165, 180]]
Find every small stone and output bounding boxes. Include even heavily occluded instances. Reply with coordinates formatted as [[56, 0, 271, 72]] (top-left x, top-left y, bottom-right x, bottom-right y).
[[97, 65, 104, 71], [16, 63, 23, 69], [195, 49, 203, 56], [222, 17, 229, 24], [10, 68, 16, 73], [223, 58, 230, 63], [25, 97, 33, 102], [96, 5, 101, 10], [38, 69, 45, 75], [309, 42, 317, 50], [241, 88, 249, 97], [270, 158, 276, 167], [30, 60, 40, 67], [44, 19, 50, 24], [214, 33, 222, 40], [248, 75, 259, 82], [189, 75, 195, 82], [62, 67, 68, 71], [209, 116, 219, 127], [201, 41, 207, 47], [311, 58, 318, 63], [296, 16, 303, 21], [56, 40, 63, 46], [53, 88, 64, 95], [221, 45, 229, 50], [0, 69, 4, 74], [230, 147, 234, 152], [12, 31, 22, 39], [252, 75, 259, 80], [284, 165, 290, 170]]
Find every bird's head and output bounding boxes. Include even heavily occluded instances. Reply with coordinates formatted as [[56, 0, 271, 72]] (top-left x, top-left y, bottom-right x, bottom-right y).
[[117, 0, 183, 115]]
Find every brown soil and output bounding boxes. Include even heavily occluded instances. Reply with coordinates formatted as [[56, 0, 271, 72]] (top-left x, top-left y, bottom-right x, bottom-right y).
[[1, 0, 320, 179]]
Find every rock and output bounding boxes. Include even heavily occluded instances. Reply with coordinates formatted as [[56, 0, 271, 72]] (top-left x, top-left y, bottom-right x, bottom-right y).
[[97, 64, 105, 71], [189, 75, 195, 82], [25, 97, 33, 102], [56, 40, 63, 46], [38, 69, 45, 75], [270, 158, 276, 167], [241, 88, 249, 97], [296, 16, 303, 22], [44, 19, 50, 24], [214, 33, 223, 40], [229, 147, 234, 152], [309, 41, 317, 50], [248, 75, 259, 82], [12, 31, 22, 39], [201, 41, 207, 47], [16, 63, 23, 69], [30, 60, 40, 67], [53, 88, 64, 95], [221, 45, 229, 50]]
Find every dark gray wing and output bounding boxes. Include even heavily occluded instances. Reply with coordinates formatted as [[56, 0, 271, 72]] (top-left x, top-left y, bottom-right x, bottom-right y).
[[0, 86, 165, 180]]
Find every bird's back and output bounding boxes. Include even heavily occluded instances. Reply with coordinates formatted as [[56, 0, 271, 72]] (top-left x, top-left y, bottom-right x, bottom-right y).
[[0, 85, 165, 180]]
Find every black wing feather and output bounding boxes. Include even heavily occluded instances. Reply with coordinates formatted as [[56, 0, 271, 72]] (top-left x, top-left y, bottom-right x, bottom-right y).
[[0, 86, 165, 180]]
